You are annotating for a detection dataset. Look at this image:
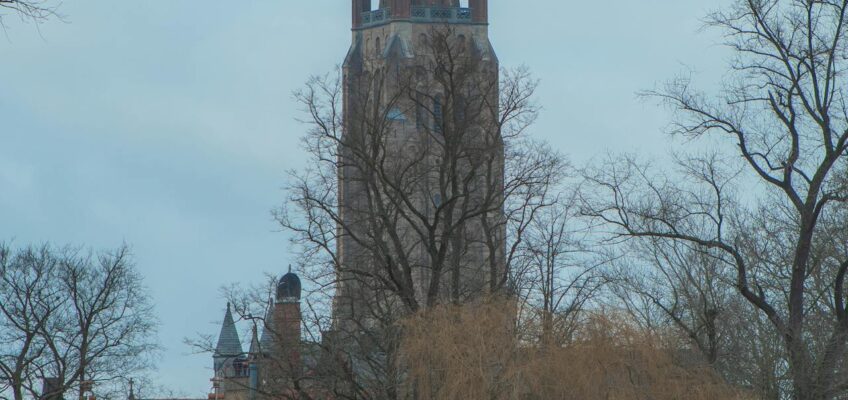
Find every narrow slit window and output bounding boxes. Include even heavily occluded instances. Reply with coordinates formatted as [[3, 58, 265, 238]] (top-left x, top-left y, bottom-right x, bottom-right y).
[[416, 92, 425, 129], [434, 95, 443, 133]]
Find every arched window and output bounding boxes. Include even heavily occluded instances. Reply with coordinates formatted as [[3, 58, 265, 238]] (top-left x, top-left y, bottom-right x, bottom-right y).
[[418, 33, 428, 55], [454, 94, 466, 122], [415, 91, 425, 129], [457, 34, 467, 53], [375, 37, 381, 57]]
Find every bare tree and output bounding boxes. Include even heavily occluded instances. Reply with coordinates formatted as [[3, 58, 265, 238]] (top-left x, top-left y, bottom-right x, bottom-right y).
[[605, 229, 792, 398], [0, 0, 59, 25], [279, 26, 556, 312], [581, 0, 848, 396], [516, 190, 606, 346], [0, 243, 159, 400], [273, 25, 562, 399], [0, 245, 61, 400]]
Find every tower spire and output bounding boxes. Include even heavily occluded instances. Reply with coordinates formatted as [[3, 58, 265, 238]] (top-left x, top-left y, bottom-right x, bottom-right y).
[[128, 379, 135, 400], [248, 325, 261, 356], [213, 303, 244, 373], [259, 298, 274, 353]]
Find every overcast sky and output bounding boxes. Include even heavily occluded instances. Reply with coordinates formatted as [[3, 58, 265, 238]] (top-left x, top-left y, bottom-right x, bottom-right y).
[[0, 0, 732, 396]]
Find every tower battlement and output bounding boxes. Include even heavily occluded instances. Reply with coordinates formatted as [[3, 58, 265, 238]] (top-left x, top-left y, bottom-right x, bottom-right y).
[[352, 0, 488, 29]]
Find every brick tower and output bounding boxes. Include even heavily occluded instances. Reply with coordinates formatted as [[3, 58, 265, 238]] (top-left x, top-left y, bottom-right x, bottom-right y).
[[271, 270, 302, 374], [334, 0, 501, 336]]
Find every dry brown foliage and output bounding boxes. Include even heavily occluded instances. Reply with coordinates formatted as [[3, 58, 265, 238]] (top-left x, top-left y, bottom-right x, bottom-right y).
[[400, 299, 750, 400]]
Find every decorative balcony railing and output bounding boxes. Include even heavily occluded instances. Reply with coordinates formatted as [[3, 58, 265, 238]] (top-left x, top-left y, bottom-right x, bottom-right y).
[[412, 7, 472, 23], [360, 7, 472, 28], [361, 8, 391, 27]]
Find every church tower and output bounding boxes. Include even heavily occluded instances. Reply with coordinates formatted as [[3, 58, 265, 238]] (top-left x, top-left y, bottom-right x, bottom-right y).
[[335, 0, 502, 335]]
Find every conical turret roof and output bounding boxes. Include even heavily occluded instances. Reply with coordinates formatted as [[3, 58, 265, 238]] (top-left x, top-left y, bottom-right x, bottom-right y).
[[214, 303, 243, 358], [248, 325, 261, 356], [259, 299, 274, 353]]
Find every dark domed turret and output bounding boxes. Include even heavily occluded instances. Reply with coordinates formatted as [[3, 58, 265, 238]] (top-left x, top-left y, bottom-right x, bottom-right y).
[[276, 267, 301, 302]]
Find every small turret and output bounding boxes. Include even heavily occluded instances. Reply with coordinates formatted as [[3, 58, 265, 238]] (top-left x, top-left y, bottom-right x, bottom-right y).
[[127, 379, 135, 400], [247, 325, 261, 357], [213, 303, 244, 374], [259, 298, 274, 353], [247, 329, 259, 400]]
